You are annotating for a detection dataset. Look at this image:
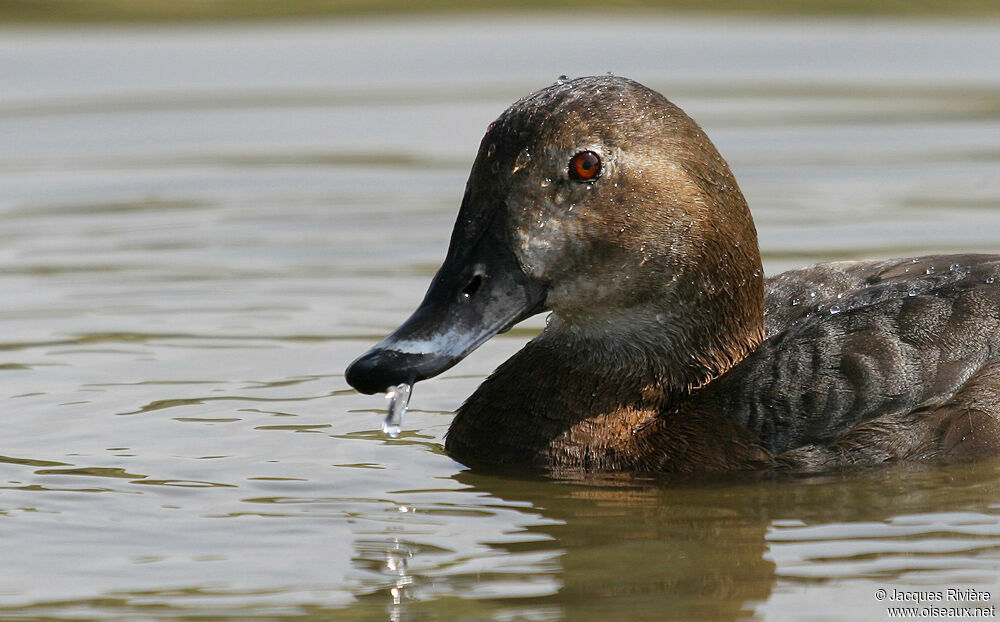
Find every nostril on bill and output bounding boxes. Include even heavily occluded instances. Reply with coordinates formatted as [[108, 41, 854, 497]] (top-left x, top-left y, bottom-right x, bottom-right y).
[[462, 274, 483, 299]]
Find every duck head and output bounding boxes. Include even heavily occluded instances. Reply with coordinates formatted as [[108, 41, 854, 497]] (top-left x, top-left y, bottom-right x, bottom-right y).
[[346, 76, 764, 395]]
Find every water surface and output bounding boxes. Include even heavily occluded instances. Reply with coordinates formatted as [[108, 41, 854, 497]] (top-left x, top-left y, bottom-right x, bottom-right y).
[[2, 15, 1000, 620]]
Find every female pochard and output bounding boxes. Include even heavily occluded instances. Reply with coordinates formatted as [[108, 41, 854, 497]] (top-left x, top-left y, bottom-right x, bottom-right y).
[[346, 76, 1000, 472]]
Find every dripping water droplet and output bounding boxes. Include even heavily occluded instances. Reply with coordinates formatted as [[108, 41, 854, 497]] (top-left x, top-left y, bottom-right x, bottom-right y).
[[486, 143, 496, 158], [383, 383, 412, 438]]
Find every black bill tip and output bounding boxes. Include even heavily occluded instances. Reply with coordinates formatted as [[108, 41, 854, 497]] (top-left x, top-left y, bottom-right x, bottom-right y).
[[345, 348, 453, 395]]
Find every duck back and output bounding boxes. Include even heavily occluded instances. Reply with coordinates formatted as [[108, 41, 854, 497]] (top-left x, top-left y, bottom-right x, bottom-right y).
[[711, 254, 1000, 469]]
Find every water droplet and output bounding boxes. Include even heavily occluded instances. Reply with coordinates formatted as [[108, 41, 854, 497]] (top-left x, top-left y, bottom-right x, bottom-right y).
[[555, 74, 569, 84], [512, 148, 531, 173], [790, 298, 800, 306], [988, 277, 996, 284], [836, 293, 843, 299], [486, 143, 496, 158], [753, 268, 762, 278], [829, 304, 842, 315], [925, 266, 935, 275], [809, 291, 817, 298], [383, 383, 412, 438], [655, 313, 668, 324], [540, 178, 552, 188], [908, 289, 917, 296], [950, 263, 960, 271]]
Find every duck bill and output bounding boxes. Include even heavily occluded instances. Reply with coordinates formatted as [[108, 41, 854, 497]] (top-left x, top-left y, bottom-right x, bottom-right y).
[[345, 202, 547, 395]]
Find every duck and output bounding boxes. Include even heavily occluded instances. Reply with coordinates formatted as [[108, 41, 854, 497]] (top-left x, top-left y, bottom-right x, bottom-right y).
[[345, 75, 1000, 473]]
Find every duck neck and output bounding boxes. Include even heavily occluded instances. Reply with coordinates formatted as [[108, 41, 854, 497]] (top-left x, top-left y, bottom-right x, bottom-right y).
[[445, 325, 671, 470], [445, 288, 766, 470]]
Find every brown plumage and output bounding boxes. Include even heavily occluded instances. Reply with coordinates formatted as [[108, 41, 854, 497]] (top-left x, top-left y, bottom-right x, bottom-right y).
[[346, 76, 1000, 473]]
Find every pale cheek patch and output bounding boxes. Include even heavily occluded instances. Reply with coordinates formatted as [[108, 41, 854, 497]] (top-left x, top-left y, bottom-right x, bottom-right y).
[[511, 202, 583, 279]]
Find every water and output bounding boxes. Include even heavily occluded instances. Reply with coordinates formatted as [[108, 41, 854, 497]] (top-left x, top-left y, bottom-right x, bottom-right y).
[[383, 383, 411, 438], [1, 14, 1000, 620]]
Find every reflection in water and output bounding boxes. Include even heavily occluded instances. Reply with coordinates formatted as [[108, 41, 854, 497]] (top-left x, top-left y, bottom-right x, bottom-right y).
[[353, 537, 419, 621], [385, 538, 415, 618], [449, 471, 774, 622], [338, 460, 1000, 621]]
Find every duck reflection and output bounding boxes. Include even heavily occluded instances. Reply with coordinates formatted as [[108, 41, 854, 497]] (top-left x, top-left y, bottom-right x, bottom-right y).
[[452, 470, 776, 622], [348, 458, 1000, 621]]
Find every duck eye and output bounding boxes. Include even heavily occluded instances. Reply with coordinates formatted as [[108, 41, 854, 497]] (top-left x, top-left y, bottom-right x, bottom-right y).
[[568, 151, 601, 182]]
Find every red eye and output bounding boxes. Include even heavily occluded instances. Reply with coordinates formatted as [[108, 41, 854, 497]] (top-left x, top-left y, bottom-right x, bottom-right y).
[[568, 151, 601, 181]]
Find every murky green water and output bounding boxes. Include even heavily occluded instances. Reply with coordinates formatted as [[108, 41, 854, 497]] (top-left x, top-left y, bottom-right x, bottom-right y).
[[2, 15, 1000, 620]]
